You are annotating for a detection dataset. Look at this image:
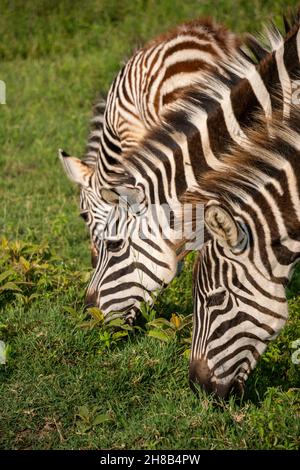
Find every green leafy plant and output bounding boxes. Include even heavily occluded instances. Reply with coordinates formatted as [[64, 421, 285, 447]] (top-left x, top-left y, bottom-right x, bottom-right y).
[[0, 237, 87, 308], [72, 306, 135, 352], [147, 313, 192, 343], [75, 405, 112, 434], [139, 301, 157, 323]]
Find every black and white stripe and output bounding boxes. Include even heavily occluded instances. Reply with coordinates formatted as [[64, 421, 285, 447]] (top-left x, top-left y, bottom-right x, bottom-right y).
[[82, 14, 300, 327], [189, 106, 300, 396], [60, 17, 241, 302]]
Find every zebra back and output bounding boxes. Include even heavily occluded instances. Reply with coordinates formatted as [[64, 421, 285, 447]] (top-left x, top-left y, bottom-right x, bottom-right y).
[[93, 18, 241, 185]]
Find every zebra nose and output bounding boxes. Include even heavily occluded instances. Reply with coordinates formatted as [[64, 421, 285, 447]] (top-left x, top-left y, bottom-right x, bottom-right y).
[[84, 291, 98, 309], [189, 359, 230, 398], [189, 358, 214, 394]]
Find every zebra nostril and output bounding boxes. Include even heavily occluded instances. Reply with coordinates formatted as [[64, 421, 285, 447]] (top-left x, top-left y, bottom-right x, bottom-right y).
[[189, 358, 214, 394], [84, 303, 94, 311], [84, 291, 98, 309]]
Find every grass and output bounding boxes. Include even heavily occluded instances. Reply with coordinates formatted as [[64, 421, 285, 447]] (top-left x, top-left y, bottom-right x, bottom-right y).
[[0, 0, 299, 450]]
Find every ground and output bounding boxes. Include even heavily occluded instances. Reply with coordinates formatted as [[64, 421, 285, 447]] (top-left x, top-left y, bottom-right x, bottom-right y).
[[0, 0, 299, 450]]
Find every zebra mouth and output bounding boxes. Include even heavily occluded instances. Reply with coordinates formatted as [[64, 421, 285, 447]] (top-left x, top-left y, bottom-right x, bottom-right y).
[[231, 379, 245, 397], [189, 359, 246, 399], [216, 379, 245, 399], [190, 380, 245, 400], [103, 304, 137, 324]]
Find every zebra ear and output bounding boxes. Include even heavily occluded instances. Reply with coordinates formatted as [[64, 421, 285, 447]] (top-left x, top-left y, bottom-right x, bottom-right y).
[[204, 204, 247, 251], [100, 186, 145, 208], [58, 149, 93, 187]]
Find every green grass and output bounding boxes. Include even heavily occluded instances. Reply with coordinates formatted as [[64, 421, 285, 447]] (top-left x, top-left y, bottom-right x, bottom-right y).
[[0, 0, 299, 450]]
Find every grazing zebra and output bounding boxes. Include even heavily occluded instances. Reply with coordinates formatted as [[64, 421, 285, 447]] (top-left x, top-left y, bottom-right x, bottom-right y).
[[187, 106, 300, 397], [60, 18, 241, 268], [65, 13, 300, 325], [90, 14, 300, 397]]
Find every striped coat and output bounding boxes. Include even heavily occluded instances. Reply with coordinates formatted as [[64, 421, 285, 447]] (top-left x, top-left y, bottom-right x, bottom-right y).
[[82, 14, 300, 327], [60, 18, 241, 266]]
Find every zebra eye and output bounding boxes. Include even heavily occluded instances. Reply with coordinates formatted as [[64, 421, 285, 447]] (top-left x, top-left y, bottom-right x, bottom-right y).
[[80, 211, 89, 222], [207, 290, 226, 307], [105, 239, 124, 252]]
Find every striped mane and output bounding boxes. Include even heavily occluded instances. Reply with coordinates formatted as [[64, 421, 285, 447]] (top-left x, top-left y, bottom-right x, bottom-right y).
[[84, 97, 107, 167], [84, 11, 300, 172], [120, 11, 300, 187], [184, 104, 300, 208]]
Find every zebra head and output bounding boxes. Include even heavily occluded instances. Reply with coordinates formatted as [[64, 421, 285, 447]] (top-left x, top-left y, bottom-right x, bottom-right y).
[[188, 121, 300, 398], [59, 150, 179, 321], [84, 185, 179, 323]]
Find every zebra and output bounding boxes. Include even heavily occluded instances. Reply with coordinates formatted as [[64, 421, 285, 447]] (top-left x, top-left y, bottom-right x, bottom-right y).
[[187, 104, 300, 397], [63, 12, 300, 326], [87, 14, 300, 397], [59, 18, 241, 269]]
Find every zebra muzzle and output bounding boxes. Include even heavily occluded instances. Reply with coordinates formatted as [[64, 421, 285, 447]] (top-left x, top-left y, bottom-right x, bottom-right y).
[[84, 290, 99, 309], [189, 358, 232, 399]]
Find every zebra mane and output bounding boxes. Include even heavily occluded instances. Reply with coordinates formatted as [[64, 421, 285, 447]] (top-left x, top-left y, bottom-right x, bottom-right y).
[[84, 95, 107, 167], [142, 16, 240, 51], [165, 10, 300, 121], [244, 7, 300, 60], [183, 103, 300, 208], [82, 17, 235, 170], [119, 11, 300, 183]]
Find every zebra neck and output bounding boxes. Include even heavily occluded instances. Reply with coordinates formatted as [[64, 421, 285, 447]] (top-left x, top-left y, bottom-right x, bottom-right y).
[[123, 20, 300, 228]]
